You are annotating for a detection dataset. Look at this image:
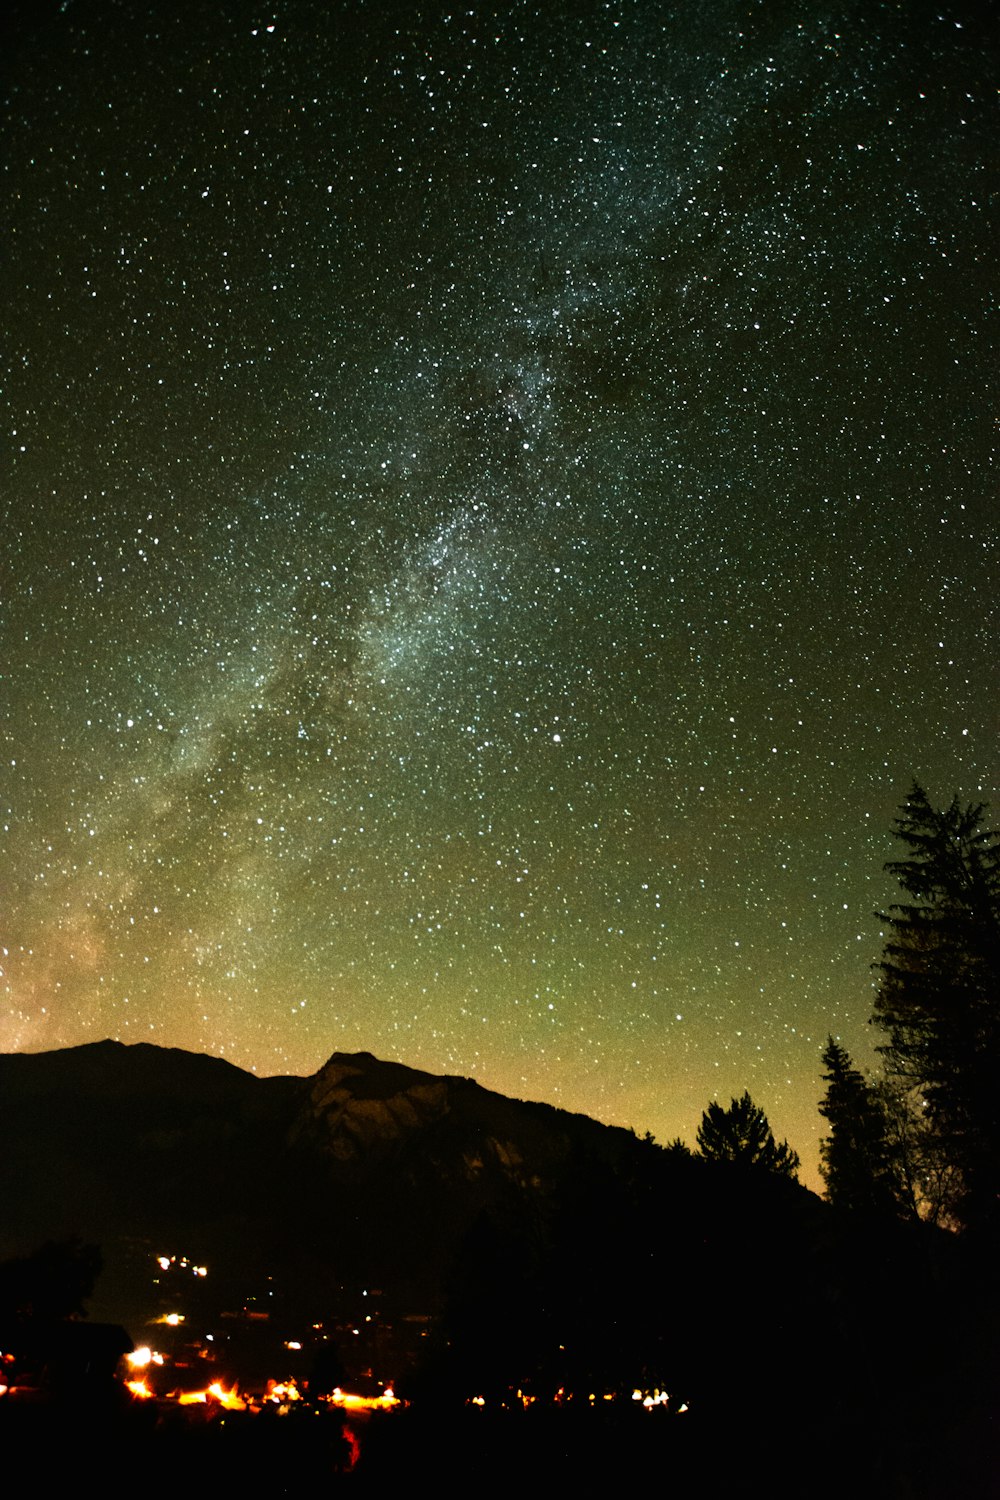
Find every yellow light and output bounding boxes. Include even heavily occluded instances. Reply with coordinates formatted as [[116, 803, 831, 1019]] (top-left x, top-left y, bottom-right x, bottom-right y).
[[324, 1387, 401, 1412], [178, 1382, 246, 1410], [208, 1381, 245, 1409], [266, 1379, 302, 1403]]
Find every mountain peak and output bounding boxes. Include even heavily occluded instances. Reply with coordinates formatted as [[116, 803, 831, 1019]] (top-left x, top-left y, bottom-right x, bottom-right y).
[[300, 1050, 453, 1161]]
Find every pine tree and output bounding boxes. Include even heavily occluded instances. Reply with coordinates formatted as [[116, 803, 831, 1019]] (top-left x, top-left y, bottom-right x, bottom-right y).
[[818, 1038, 906, 1217], [873, 1074, 961, 1228], [695, 1091, 799, 1178], [872, 784, 1000, 1231]]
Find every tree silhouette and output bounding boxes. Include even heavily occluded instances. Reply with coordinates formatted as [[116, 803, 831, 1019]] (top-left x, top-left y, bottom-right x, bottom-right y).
[[818, 1038, 905, 1216], [0, 1238, 102, 1321], [874, 1073, 962, 1227], [695, 1091, 799, 1178], [873, 784, 1000, 1231]]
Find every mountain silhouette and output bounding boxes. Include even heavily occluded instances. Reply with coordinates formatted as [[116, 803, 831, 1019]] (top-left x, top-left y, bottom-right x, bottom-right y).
[[0, 1040, 643, 1322]]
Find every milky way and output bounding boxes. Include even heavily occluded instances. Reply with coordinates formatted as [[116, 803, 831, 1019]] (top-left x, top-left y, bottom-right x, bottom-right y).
[[3, 0, 995, 1180]]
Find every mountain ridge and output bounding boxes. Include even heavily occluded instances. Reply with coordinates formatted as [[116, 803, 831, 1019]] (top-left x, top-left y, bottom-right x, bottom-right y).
[[0, 1038, 647, 1323]]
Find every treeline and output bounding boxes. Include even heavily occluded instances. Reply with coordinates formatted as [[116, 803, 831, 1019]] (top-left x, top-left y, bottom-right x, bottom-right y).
[[677, 784, 999, 1235], [820, 784, 999, 1234], [429, 786, 999, 1491]]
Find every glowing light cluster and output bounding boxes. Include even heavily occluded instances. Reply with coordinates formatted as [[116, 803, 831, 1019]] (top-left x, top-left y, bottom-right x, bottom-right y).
[[177, 1381, 246, 1410], [126, 1346, 164, 1370], [156, 1254, 208, 1277], [631, 1387, 688, 1412], [324, 1386, 400, 1412]]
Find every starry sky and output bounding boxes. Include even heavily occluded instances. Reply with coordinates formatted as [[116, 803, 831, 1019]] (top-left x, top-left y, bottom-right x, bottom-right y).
[[3, 0, 995, 1182]]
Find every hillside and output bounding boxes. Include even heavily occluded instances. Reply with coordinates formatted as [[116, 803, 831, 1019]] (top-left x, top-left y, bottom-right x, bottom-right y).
[[0, 1040, 644, 1320]]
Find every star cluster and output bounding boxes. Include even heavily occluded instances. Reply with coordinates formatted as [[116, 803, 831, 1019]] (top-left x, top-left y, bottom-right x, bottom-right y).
[[3, 0, 995, 1181]]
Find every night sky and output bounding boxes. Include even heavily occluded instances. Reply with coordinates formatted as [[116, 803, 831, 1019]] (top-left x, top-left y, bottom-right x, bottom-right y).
[[3, 0, 995, 1182]]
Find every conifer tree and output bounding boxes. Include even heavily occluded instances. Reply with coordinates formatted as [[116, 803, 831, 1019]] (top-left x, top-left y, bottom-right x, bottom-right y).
[[695, 1091, 799, 1178], [818, 1038, 905, 1216], [873, 784, 1000, 1231]]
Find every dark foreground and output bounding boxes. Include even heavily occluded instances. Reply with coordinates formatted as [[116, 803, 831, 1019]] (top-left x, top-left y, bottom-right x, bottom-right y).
[[1, 1392, 996, 1499]]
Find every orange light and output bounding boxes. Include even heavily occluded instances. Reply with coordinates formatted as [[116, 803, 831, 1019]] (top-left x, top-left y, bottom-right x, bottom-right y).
[[324, 1386, 401, 1412], [208, 1381, 246, 1410], [266, 1379, 302, 1403], [177, 1382, 246, 1410]]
